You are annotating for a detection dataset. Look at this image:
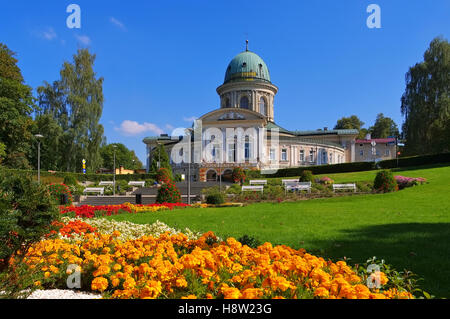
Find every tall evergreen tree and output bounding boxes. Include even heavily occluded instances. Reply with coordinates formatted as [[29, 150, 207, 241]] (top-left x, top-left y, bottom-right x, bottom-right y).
[[37, 49, 105, 172], [149, 144, 171, 175], [369, 113, 400, 139], [0, 43, 35, 168], [401, 37, 450, 155]]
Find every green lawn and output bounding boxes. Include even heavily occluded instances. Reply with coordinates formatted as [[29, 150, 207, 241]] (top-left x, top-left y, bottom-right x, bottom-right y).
[[107, 164, 450, 298]]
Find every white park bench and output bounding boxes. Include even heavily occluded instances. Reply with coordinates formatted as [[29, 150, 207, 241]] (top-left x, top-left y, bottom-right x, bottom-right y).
[[83, 187, 105, 195], [242, 186, 264, 193], [286, 181, 312, 194], [282, 179, 300, 188], [99, 181, 114, 186], [333, 183, 357, 193], [249, 180, 267, 186], [128, 181, 146, 187]]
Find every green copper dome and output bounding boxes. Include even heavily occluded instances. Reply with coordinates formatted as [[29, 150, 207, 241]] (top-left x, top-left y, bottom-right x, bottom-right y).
[[224, 50, 271, 84]]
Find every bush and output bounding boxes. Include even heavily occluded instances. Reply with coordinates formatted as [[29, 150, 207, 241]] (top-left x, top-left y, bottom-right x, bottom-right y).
[[206, 192, 225, 205], [47, 183, 73, 205], [156, 167, 173, 183], [63, 174, 78, 186], [0, 169, 59, 269], [299, 170, 314, 183], [232, 167, 246, 184], [226, 184, 242, 195], [373, 170, 398, 193], [237, 235, 261, 248], [156, 181, 182, 203]]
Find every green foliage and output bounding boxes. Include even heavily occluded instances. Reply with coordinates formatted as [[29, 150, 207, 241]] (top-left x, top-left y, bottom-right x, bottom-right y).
[[369, 113, 400, 139], [299, 170, 314, 182], [156, 181, 182, 204], [47, 183, 73, 205], [63, 174, 77, 186], [149, 144, 171, 175], [237, 235, 261, 248], [401, 37, 450, 155], [100, 143, 142, 171], [378, 152, 450, 169], [226, 184, 242, 195], [334, 115, 367, 139], [373, 170, 398, 193], [0, 43, 35, 169], [36, 48, 105, 172], [156, 167, 173, 183], [206, 192, 225, 205], [0, 142, 5, 163], [0, 169, 59, 269], [232, 167, 246, 184]]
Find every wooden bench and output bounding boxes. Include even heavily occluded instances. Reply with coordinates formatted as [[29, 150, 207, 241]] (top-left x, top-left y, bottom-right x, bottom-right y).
[[242, 186, 264, 193], [128, 181, 146, 187], [333, 183, 357, 193], [99, 181, 114, 186], [249, 180, 267, 186], [83, 187, 105, 195]]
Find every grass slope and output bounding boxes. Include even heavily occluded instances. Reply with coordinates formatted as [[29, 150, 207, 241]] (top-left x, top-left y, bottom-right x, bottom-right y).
[[107, 164, 450, 298]]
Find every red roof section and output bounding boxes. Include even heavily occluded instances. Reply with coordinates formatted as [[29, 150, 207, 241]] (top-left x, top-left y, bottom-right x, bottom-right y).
[[355, 138, 396, 144]]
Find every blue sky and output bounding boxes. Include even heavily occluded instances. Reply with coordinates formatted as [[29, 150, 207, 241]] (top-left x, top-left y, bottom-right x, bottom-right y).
[[0, 0, 449, 165]]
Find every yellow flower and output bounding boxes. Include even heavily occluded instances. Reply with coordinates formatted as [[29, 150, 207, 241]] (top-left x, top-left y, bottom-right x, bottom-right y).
[[91, 277, 109, 292]]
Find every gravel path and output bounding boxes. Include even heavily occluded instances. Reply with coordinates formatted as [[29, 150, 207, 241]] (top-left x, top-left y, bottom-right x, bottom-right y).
[[26, 289, 102, 299]]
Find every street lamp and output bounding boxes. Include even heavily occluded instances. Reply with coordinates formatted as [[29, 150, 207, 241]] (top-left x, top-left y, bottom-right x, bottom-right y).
[[185, 128, 193, 205], [34, 134, 44, 183], [113, 144, 117, 196]]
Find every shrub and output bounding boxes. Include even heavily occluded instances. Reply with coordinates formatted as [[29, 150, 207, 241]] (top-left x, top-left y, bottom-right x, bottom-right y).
[[394, 176, 427, 190], [156, 181, 182, 203], [206, 192, 225, 205], [47, 183, 73, 205], [226, 184, 242, 195], [232, 167, 246, 184], [299, 170, 314, 183], [0, 169, 59, 270], [318, 176, 334, 185], [63, 174, 78, 186], [373, 170, 398, 193], [237, 235, 261, 248], [156, 167, 173, 183]]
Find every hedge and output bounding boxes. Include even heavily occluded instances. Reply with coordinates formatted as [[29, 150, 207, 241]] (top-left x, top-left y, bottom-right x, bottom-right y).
[[377, 152, 450, 169], [3, 169, 156, 183], [245, 152, 450, 178]]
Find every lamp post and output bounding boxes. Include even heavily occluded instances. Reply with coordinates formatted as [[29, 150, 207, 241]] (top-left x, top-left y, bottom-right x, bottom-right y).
[[185, 128, 194, 205], [34, 134, 44, 183], [113, 144, 117, 196]]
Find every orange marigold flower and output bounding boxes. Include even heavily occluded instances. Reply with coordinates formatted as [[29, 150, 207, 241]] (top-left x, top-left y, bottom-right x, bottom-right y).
[[314, 287, 330, 298], [91, 277, 109, 292]]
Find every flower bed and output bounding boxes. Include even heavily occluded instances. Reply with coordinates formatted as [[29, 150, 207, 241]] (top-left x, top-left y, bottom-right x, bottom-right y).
[[394, 176, 427, 190], [59, 203, 191, 218], [11, 220, 414, 299]]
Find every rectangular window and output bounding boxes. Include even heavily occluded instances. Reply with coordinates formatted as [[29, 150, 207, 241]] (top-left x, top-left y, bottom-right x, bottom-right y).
[[245, 142, 250, 160], [360, 150, 364, 156], [270, 148, 276, 161], [322, 151, 327, 164], [299, 150, 305, 162], [281, 149, 287, 161], [309, 150, 314, 162], [228, 144, 235, 162], [385, 149, 390, 156]]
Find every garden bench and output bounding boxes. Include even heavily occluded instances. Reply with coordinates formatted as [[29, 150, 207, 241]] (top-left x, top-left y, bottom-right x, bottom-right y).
[[249, 180, 267, 186], [332, 183, 357, 193], [285, 181, 312, 194], [242, 186, 264, 193], [282, 179, 300, 187], [128, 181, 146, 187], [99, 181, 114, 186], [83, 187, 105, 195]]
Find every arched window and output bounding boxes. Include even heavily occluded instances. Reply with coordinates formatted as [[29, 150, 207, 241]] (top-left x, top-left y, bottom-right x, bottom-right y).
[[240, 96, 249, 109], [259, 97, 266, 115]]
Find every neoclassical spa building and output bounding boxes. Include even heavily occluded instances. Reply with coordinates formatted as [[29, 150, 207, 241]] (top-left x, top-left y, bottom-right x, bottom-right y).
[[144, 45, 362, 181]]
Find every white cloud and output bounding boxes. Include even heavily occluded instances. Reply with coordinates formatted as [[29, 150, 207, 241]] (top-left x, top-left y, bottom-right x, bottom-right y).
[[115, 120, 164, 136], [165, 124, 174, 131], [183, 116, 197, 123], [75, 34, 91, 45], [110, 17, 126, 30], [34, 27, 57, 41]]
